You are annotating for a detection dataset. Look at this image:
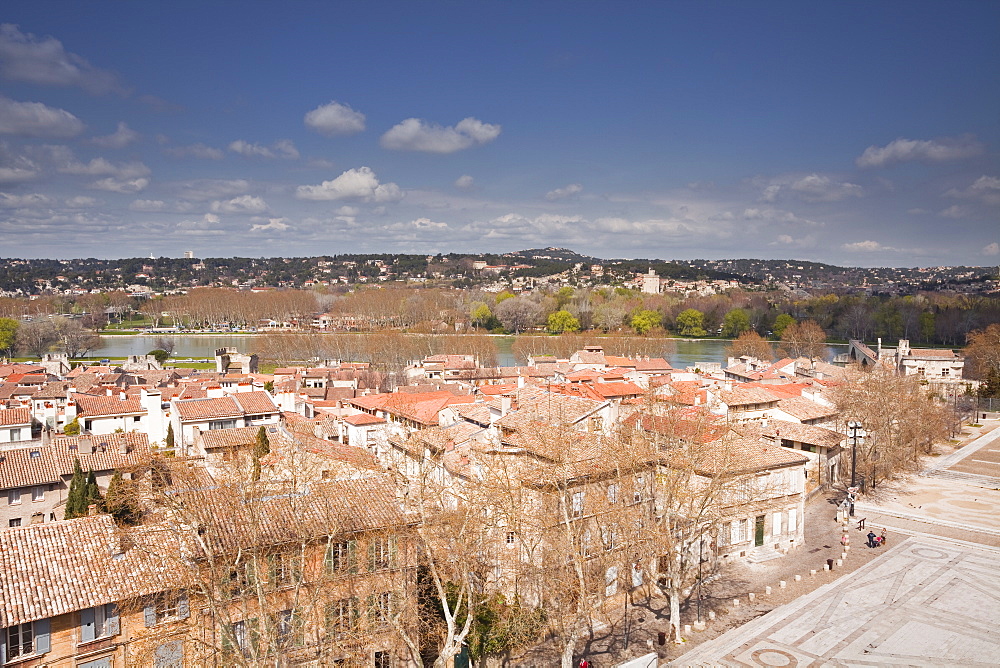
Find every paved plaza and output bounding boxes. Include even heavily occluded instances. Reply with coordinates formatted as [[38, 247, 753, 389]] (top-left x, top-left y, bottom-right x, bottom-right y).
[[674, 422, 1000, 667], [673, 535, 1000, 666]]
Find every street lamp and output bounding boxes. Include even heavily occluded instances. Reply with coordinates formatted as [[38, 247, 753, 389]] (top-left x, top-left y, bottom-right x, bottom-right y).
[[847, 420, 865, 490]]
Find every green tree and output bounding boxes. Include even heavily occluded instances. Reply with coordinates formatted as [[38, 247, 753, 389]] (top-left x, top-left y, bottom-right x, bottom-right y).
[[495, 291, 515, 304], [148, 348, 170, 364], [263, 380, 274, 393], [0, 317, 18, 356], [104, 471, 141, 525], [84, 469, 103, 513], [721, 308, 751, 338], [165, 423, 174, 450], [554, 286, 575, 309], [546, 310, 581, 334], [772, 313, 796, 338], [63, 416, 81, 436], [676, 308, 707, 337], [252, 425, 271, 481], [470, 302, 493, 329], [65, 459, 87, 519], [630, 309, 662, 335]]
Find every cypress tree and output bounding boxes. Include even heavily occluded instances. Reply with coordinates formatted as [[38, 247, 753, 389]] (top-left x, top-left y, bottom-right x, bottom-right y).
[[84, 469, 103, 514], [165, 423, 174, 450], [65, 458, 86, 519], [251, 425, 270, 482]]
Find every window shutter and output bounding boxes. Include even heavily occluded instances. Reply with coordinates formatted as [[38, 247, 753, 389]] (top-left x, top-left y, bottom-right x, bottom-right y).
[[389, 536, 398, 567], [1, 633, 7, 664], [144, 602, 156, 627], [348, 539, 358, 573], [35, 618, 51, 654], [81, 606, 97, 642], [106, 603, 120, 636], [178, 593, 190, 619], [367, 540, 376, 572]]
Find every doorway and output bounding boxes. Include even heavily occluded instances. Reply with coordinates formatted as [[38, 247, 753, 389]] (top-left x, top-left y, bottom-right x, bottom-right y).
[[755, 515, 765, 546]]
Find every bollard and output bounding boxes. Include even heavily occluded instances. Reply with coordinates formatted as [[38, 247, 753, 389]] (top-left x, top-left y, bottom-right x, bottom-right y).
[[779, 580, 786, 588], [694, 620, 706, 631], [732, 598, 740, 607], [765, 586, 772, 595], [658, 631, 666, 646], [827, 558, 835, 570], [810, 569, 817, 576], [823, 563, 830, 571], [794, 574, 801, 581], [837, 559, 843, 567], [845, 545, 850, 552], [708, 611, 716, 621], [841, 552, 847, 560], [684, 624, 692, 635], [748, 592, 756, 602], [647, 639, 654, 649]]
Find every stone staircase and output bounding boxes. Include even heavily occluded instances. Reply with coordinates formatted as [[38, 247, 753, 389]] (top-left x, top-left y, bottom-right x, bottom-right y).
[[921, 468, 1000, 488], [746, 545, 784, 564]]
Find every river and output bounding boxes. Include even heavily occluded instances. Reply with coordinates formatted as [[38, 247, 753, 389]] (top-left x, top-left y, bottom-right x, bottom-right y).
[[97, 334, 847, 369]]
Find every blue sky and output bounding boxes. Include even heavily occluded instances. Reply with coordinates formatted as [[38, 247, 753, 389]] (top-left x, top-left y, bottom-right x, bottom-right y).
[[1, 1, 998, 266]]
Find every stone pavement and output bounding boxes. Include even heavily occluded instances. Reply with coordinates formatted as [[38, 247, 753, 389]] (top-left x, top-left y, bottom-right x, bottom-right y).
[[672, 534, 1000, 666]]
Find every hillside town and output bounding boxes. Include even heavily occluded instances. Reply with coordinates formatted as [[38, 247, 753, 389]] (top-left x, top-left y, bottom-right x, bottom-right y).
[[0, 327, 979, 666]]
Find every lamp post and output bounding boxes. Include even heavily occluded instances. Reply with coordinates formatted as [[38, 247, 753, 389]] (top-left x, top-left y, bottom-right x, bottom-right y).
[[847, 420, 865, 490]]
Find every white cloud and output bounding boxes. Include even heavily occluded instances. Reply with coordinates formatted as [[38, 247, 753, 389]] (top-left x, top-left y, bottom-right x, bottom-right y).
[[91, 121, 138, 149], [273, 139, 299, 159], [177, 213, 222, 234], [546, 183, 583, 200], [0, 192, 50, 207], [335, 205, 359, 216], [59, 157, 150, 179], [176, 179, 250, 201], [938, 205, 969, 219], [296, 166, 402, 202], [945, 175, 1000, 206], [165, 143, 224, 160], [0, 166, 39, 183], [842, 240, 888, 252], [90, 177, 149, 193], [380, 117, 501, 153], [210, 195, 269, 214], [229, 138, 299, 159], [0, 95, 84, 137], [788, 174, 863, 201], [0, 24, 124, 94], [983, 242, 999, 256], [856, 135, 984, 168], [130, 199, 166, 212], [250, 217, 291, 232], [65, 196, 97, 207], [304, 101, 366, 136], [455, 175, 474, 190]]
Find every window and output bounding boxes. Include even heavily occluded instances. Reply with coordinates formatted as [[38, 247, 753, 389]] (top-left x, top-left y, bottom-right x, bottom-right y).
[[773, 512, 783, 536], [368, 536, 397, 571], [8, 489, 21, 505], [32, 486, 44, 502], [604, 566, 618, 597], [606, 483, 619, 504], [732, 518, 749, 544], [80, 603, 119, 643], [788, 508, 797, 533], [268, 551, 302, 587], [224, 618, 258, 658], [208, 419, 237, 430], [571, 491, 585, 518], [633, 474, 645, 503], [9, 518, 21, 527], [153, 639, 184, 668], [10, 427, 22, 441], [368, 591, 394, 625], [505, 531, 516, 546], [144, 593, 189, 626], [942, 368, 950, 377], [326, 539, 357, 573], [602, 525, 618, 551], [374, 651, 392, 668], [718, 522, 730, 547], [326, 597, 359, 637], [274, 608, 303, 648], [5, 619, 49, 659]]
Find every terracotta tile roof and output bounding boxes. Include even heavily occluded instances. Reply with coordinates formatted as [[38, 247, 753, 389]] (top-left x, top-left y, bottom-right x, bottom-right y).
[[0, 446, 61, 489], [50, 432, 152, 474], [34, 381, 70, 400], [495, 388, 605, 431], [764, 420, 843, 449], [0, 406, 31, 426], [634, 358, 672, 372], [197, 425, 260, 450], [0, 516, 182, 627], [0, 364, 45, 379], [343, 413, 386, 426], [477, 383, 518, 396], [232, 391, 279, 415], [349, 390, 473, 426], [174, 396, 242, 420], [906, 348, 958, 358], [74, 393, 144, 417], [455, 403, 492, 425], [719, 387, 781, 406], [585, 381, 644, 399], [776, 397, 839, 421]]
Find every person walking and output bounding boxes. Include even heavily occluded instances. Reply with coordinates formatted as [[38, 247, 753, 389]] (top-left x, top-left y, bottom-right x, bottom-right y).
[[867, 531, 877, 548], [880, 528, 887, 547]]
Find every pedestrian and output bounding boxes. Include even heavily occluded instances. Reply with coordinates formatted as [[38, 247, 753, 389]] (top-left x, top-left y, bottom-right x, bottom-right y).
[[579, 660, 589, 668], [880, 528, 887, 547], [867, 531, 876, 548], [841, 533, 850, 547]]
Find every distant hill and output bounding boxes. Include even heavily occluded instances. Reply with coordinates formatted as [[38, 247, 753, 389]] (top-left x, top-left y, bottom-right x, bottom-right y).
[[502, 248, 599, 263]]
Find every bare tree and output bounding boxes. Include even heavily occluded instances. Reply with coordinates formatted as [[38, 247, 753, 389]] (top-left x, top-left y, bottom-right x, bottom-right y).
[[778, 320, 827, 362], [725, 330, 773, 362], [16, 318, 59, 357]]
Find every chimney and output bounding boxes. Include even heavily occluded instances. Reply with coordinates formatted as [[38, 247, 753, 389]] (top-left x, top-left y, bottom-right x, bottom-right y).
[[87, 503, 98, 516], [500, 395, 512, 416], [119, 440, 129, 455], [79, 435, 94, 455]]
